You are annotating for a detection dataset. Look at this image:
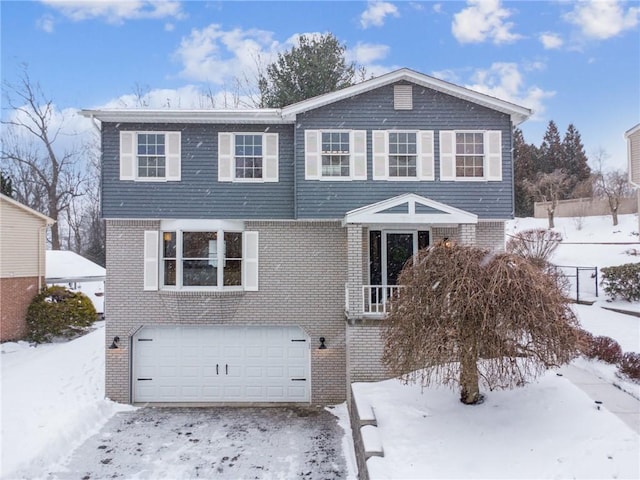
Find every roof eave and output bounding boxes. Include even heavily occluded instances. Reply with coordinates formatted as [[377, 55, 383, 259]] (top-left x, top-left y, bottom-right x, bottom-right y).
[[79, 109, 291, 125]]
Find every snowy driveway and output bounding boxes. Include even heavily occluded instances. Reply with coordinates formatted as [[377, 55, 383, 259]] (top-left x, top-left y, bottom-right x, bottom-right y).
[[48, 406, 348, 479]]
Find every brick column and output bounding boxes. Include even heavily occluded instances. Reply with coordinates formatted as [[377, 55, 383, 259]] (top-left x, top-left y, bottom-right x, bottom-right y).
[[459, 224, 477, 245], [347, 224, 363, 317]]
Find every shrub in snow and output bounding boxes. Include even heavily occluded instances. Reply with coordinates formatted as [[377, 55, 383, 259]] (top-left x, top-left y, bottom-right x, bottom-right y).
[[585, 335, 623, 364], [600, 263, 640, 302], [576, 329, 594, 356], [26, 286, 97, 343], [506, 228, 562, 269], [383, 243, 580, 405], [618, 352, 640, 381]]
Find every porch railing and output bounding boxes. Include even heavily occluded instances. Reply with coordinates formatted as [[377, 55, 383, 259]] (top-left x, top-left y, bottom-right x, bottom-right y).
[[362, 285, 403, 315]]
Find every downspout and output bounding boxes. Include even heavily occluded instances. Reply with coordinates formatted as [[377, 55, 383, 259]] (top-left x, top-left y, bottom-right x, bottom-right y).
[[293, 115, 298, 220], [38, 225, 47, 291]]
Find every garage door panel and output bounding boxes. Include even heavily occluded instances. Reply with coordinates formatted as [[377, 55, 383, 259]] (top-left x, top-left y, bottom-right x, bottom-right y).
[[134, 326, 310, 403]]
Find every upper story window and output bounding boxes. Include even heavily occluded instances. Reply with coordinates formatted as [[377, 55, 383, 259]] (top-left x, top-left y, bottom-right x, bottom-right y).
[[218, 132, 279, 183], [305, 130, 367, 180], [321, 132, 350, 177], [119, 131, 181, 182], [235, 134, 263, 179], [439, 130, 502, 182], [137, 133, 166, 178], [388, 132, 417, 177], [372, 130, 434, 181]]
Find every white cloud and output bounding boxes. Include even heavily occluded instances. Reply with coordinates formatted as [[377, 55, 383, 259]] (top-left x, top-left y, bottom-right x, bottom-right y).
[[360, 1, 400, 29], [173, 24, 282, 85], [164, 22, 175, 32], [539, 32, 563, 49], [36, 14, 55, 33], [465, 62, 555, 119], [565, 0, 639, 40], [452, 0, 522, 44], [40, 0, 185, 25], [347, 42, 390, 64], [433, 4, 443, 14]]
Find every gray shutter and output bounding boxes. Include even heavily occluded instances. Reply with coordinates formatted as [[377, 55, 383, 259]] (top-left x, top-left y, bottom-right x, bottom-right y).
[[143, 231, 159, 291], [418, 130, 434, 181], [218, 133, 233, 182], [351, 130, 367, 180], [486, 131, 502, 181], [165, 132, 181, 181], [305, 130, 321, 179], [243, 231, 259, 291], [439, 131, 455, 181], [372, 131, 388, 180], [263, 133, 279, 182], [120, 131, 135, 180]]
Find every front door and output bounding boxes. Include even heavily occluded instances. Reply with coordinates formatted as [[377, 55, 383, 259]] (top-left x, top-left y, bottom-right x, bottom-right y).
[[383, 232, 416, 286]]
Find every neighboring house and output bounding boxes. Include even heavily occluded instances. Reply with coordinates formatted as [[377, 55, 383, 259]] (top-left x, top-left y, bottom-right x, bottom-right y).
[[81, 68, 532, 405], [0, 194, 54, 341], [626, 123, 640, 232], [46, 250, 106, 315]]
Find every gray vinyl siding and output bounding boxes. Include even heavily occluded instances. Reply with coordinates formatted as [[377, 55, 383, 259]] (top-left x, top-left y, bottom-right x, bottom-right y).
[[295, 82, 514, 219], [101, 123, 295, 219]]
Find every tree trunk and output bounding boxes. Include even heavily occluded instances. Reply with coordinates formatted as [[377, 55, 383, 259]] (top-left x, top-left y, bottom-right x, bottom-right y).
[[547, 207, 555, 229], [459, 328, 481, 404], [612, 208, 618, 226]]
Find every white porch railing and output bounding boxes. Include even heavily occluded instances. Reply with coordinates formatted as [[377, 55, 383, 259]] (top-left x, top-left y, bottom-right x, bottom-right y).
[[362, 285, 403, 315]]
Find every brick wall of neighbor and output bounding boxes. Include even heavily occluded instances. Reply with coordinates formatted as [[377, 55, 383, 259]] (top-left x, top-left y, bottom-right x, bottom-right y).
[[476, 221, 505, 251], [0, 277, 40, 341], [105, 219, 348, 405]]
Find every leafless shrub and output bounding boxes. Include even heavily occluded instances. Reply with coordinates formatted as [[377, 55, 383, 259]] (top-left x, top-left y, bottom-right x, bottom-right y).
[[382, 244, 580, 405], [506, 228, 562, 269]]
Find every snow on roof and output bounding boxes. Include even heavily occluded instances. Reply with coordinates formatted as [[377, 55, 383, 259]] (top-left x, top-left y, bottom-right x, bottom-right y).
[[45, 250, 106, 282]]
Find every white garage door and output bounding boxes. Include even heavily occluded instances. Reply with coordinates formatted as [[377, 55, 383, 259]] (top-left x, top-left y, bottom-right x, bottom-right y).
[[133, 326, 310, 403]]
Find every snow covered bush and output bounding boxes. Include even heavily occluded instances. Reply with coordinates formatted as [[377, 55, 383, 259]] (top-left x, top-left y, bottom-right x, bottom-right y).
[[506, 228, 562, 269], [600, 263, 640, 302], [26, 286, 97, 343], [618, 352, 640, 381], [585, 335, 623, 364]]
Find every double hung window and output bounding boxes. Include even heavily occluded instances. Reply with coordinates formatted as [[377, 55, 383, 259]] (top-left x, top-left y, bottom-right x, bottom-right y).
[[235, 134, 263, 179], [321, 132, 350, 177], [388, 132, 417, 177], [455, 132, 484, 178], [218, 132, 279, 183], [137, 133, 166, 178], [119, 131, 181, 181]]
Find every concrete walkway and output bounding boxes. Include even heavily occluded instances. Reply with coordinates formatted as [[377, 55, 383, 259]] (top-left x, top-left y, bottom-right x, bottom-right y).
[[560, 364, 640, 434]]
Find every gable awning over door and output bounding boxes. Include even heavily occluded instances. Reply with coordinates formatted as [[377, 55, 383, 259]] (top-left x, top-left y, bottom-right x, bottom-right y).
[[342, 193, 478, 226]]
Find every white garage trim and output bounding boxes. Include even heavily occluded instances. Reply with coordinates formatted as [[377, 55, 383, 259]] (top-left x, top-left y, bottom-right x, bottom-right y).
[[132, 325, 310, 403]]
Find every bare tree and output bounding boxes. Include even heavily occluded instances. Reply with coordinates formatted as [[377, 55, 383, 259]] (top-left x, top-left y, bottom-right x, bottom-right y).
[[523, 169, 569, 228], [1, 67, 86, 249], [383, 243, 580, 405], [592, 148, 634, 226]]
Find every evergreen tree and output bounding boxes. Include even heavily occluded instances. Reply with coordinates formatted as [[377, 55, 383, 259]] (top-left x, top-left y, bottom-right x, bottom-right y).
[[561, 123, 592, 198], [0, 171, 13, 197], [539, 120, 563, 174], [513, 128, 538, 216], [258, 33, 356, 108]]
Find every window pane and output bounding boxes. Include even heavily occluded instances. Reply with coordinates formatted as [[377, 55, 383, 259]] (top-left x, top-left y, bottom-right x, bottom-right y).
[[164, 260, 176, 286], [225, 232, 242, 259], [163, 232, 176, 257], [183, 232, 217, 258], [183, 260, 217, 286], [223, 260, 242, 286]]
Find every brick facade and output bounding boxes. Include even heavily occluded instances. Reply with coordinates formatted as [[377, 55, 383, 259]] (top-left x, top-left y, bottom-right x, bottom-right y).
[[0, 277, 41, 341], [105, 219, 348, 405]]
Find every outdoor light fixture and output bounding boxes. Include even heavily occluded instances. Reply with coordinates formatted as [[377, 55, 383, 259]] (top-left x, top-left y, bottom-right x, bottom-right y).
[[443, 237, 452, 248], [109, 336, 120, 349], [319, 337, 327, 350]]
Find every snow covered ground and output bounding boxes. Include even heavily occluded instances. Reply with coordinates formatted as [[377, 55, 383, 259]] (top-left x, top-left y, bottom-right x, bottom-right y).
[[1, 214, 637, 479]]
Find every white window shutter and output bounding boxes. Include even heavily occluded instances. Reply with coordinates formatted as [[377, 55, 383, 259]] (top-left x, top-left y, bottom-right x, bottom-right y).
[[372, 131, 388, 180], [439, 131, 455, 181], [218, 132, 233, 182], [486, 130, 502, 181], [120, 131, 135, 180], [243, 231, 259, 291], [165, 132, 181, 181], [263, 133, 279, 182], [143, 231, 159, 291], [351, 130, 367, 180], [418, 130, 434, 180], [305, 130, 321, 179]]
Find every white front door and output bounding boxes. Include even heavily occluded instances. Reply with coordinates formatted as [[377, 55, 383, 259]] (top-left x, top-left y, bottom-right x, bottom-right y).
[[133, 325, 310, 403]]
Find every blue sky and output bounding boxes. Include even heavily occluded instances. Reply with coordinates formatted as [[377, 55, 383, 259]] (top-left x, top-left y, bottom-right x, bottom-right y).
[[1, 0, 639, 170]]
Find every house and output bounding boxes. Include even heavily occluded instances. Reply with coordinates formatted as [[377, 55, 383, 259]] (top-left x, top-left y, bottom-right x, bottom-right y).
[[0, 193, 55, 341], [46, 250, 106, 315], [626, 123, 640, 232], [81, 68, 532, 405]]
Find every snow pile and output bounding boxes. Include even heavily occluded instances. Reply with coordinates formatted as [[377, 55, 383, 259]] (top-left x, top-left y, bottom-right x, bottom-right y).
[[0, 322, 134, 478]]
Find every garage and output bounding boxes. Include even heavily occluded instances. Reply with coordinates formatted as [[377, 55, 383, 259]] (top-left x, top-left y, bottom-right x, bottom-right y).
[[132, 326, 310, 403]]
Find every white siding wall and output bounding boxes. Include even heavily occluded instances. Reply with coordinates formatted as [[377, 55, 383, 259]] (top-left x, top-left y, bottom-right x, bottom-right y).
[[0, 200, 48, 278]]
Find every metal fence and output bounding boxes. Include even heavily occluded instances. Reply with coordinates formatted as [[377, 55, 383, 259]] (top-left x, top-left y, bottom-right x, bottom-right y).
[[550, 265, 599, 303]]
